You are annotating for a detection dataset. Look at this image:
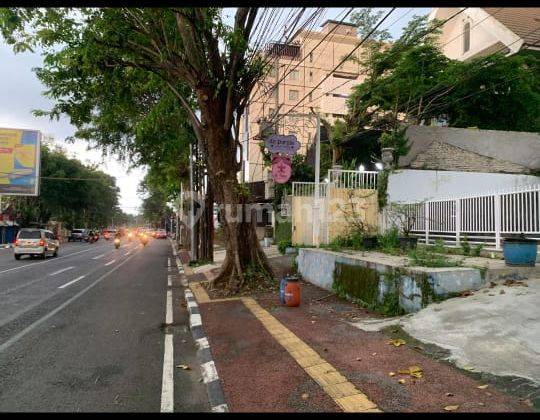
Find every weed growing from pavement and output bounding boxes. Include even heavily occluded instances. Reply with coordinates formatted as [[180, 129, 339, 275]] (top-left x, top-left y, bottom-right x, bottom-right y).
[[408, 247, 463, 268]]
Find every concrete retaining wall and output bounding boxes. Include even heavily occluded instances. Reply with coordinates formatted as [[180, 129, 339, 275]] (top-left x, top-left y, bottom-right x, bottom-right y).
[[296, 248, 484, 313]]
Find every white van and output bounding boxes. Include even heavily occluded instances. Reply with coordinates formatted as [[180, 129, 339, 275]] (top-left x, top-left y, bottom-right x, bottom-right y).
[[14, 228, 60, 260]]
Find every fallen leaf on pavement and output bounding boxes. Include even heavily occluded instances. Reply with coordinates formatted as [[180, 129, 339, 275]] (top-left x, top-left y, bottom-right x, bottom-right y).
[[398, 379, 406, 384], [301, 393, 309, 400], [398, 365, 423, 378], [459, 290, 473, 297], [389, 372, 396, 377], [372, 352, 377, 356], [445, 393, 454, 397], [356, 357, 362, 361], [311, 321, 316, 324], [478, 402, 485, 406], [477, 384, 489, 389], [176, 364, 191, 370], [463, 366, 475, 371], [388, 338, 406, 347], [499, 289, 506, 295], [489, 282, 497, 288], [444, 405, 459, 411]]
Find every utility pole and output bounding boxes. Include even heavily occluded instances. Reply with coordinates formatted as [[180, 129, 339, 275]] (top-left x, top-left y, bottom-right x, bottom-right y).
[[189, 143, 195, 261], [313, 112, 321, 247]]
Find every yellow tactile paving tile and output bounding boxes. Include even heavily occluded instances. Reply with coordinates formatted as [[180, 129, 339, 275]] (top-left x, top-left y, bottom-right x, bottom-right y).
[[240, 297, 380, 413], [190, 283, 211, 303]]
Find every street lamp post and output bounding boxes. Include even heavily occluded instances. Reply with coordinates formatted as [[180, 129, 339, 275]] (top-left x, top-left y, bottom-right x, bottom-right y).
[[276, 110, 321, 247]]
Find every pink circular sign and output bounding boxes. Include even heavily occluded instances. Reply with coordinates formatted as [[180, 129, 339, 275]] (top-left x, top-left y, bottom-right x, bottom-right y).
[[272, 155, 292, 184]]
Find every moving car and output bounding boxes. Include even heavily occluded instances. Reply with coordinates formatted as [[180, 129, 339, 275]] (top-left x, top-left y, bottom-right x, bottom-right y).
[[155, 229, 167, 239], [14, 228, 60, 260], [68, 228, 88, 242]]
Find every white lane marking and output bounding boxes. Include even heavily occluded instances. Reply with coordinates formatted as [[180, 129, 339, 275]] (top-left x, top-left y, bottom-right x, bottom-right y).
[[124, 251, 131, 257], [0, 246, 106, 275], [201, 361, 219, 384], [160, 334, 174, 413], [92, 253, 106, 260], [58, 275, 85, 289], [166, 290, 173, 325], [187, 301, 198, 309], [167, 275, 172, 287], [0, 250, 139, 353], [49, 266, 75, 276], [167, 258, 171, 267], [104, 259, 116, 267]]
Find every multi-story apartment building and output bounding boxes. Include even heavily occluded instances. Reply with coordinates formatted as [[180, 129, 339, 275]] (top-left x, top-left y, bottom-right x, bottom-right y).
[[239, 20, 369, 183]]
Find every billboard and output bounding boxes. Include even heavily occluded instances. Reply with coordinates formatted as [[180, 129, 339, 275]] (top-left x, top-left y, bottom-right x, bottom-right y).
[[0, 128, 41, 196]]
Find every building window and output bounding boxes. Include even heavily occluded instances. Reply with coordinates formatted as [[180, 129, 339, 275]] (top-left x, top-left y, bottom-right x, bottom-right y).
[[268, 108, 275, 116], [271, 87, 278, 100], [309, 52, 313, 63], [268, 67, 277, 77], [463, 22, 470, 53], [308, 92, 312, 102], [309, 71, 313, 81], [288, 89, 299, 101], [332, 93, 348, 98], [289, 70, 299, 81]]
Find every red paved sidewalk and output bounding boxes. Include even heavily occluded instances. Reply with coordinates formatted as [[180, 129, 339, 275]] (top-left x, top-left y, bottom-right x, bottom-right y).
[[199, 299, 340, 412]]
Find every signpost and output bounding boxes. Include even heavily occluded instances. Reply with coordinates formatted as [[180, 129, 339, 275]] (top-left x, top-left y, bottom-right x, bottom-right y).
[[265, 134, 301, 155], [271, 155, 292, 184], [265, 134, 299, 185]]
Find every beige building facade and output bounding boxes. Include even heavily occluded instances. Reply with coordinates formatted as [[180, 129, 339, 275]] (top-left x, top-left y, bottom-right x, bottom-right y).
[[239, 20, 369, 183], [429, 8, 540, 62]]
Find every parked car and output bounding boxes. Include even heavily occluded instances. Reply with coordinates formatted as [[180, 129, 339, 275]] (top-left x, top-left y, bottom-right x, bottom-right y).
[[14, 228, 60, 260], [155, 229, 167, 239], [68, 228, 89, 242]]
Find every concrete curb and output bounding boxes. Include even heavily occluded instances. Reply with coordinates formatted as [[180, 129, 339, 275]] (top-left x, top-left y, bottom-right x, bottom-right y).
[[184, 288, 229, 413]]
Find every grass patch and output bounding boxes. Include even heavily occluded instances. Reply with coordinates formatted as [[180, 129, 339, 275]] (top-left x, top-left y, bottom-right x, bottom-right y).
[[408, 247, 463, 268]]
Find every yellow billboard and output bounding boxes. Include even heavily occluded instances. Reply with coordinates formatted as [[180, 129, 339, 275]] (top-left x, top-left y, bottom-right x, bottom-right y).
[[0, 128, 41, 196]]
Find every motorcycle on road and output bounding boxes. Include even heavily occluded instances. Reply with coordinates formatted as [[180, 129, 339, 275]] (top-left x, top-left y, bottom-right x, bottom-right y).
[[114, 238, 121, 249]]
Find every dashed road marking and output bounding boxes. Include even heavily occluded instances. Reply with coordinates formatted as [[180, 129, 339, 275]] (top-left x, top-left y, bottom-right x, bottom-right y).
[[49, 266, 75, 276], [58, 275, 85, 289], [167, 275, 172, 287], [166, 290, 173, 325], [104, 259, 116, 266], [160, 334, 174, 412], [92, 253, 106, 260]]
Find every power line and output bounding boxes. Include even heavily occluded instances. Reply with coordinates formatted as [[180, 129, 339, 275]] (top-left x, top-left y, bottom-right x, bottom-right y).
[[273, 8, 397, 127], [247, 7, 354, 107]]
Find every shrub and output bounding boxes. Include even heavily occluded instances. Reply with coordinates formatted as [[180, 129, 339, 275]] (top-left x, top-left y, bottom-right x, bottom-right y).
[[433, 238, 445, 254], [471, 243, 484, 257], [461, 236, 471, 255], [278, 240, 292, 255], [377, 227, 400, 254]]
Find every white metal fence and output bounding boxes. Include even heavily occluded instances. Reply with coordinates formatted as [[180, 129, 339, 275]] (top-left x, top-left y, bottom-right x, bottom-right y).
[[292, 169, 379, 197], [328, 169, 378, 190], [385, 185, 540, 250], [292, 181, 329, 197]]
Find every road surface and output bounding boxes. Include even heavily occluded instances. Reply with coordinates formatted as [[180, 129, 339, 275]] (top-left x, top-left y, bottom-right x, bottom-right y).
[[0, 237, 209, 412]]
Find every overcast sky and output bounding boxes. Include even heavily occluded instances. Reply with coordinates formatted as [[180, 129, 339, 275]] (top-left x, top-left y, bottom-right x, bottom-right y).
[[0, 7, 429, 215]]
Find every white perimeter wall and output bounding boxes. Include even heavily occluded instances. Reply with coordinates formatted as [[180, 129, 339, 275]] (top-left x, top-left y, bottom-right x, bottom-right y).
[[387, 169, 540, 203]]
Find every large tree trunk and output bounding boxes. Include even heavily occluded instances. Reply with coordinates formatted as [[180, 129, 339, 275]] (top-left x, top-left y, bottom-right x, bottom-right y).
[[200, 118, 273, 293]]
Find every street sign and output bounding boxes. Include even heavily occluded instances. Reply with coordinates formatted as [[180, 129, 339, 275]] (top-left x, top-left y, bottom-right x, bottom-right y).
[[265, 134, 301, 155], [0, 128, 41, 196], [271, 155, 292, 184]]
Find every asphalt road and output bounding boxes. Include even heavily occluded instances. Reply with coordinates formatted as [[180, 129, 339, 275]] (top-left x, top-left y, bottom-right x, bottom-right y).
[[0, 237, 209, 412]]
